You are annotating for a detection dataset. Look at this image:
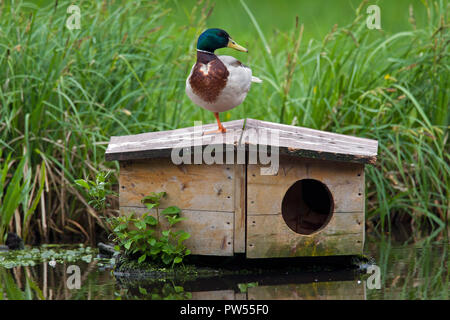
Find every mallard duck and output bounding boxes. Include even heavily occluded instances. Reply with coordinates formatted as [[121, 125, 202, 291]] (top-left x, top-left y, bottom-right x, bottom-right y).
[[186, 28, 262, 133]]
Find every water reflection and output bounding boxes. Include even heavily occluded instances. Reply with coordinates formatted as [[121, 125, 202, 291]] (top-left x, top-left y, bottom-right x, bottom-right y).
[[115, 269, 365, 300], [0, 232, 447, 300], [0, 261, 115, 300]]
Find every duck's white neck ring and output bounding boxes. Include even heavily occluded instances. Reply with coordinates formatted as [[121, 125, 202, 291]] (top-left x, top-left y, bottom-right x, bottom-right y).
[[197, 49, 214, 55]]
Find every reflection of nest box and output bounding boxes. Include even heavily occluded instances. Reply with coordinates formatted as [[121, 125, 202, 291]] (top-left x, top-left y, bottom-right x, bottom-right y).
[[105, 119, 378, 258]]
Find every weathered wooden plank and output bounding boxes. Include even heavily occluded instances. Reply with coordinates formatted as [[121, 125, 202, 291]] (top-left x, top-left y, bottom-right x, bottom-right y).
[[246, 213, 364, 258], [105, 119, 245, 161], [279, 147, 377, 165], [243, 119, 378, 165], [247, 281, 366, 300], [243, 130, 373, 156], [247, 156, 365, 214], [245, 118, 377, 150], [248, 211, 363, 238], [105, 118, 378, 165], [233, 164, 246, 253], [120, 207, 234, 256], [119, 159, 235, 212]]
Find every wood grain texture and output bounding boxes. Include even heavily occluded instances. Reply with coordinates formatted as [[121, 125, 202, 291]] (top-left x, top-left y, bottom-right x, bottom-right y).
[[119, 158, 235, 212], [246, 156, 365, 258], [244, 119, 378, 165], [120, 207, 234, 256], [105, 119, 244, 161], [233, 164, 246, 253], [109, 119, 376, 258], [247, 156, 365, 214], [246, 213, 364, 258], [105, 118, 378, 165]]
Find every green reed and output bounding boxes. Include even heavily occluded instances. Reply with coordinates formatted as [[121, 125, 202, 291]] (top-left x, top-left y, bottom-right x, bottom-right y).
[[0, 0, 448, 243]]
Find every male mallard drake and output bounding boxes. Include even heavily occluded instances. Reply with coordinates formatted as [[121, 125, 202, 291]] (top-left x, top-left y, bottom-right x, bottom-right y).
[[186, 28, 262, 133]]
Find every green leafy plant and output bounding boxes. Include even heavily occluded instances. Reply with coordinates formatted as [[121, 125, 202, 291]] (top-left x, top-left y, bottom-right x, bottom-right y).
[[108, 192, 191, 267], [75, 171, 115, 211]]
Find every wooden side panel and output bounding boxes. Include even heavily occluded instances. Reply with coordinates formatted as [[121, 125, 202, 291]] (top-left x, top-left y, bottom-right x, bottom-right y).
[[247, 156, 365, 214], [246, 156, 365, 258], [120, 207, 234, 256], [246, 213, 363, 258], [119, 159, 234, 212], [234, 164, 246, 253]]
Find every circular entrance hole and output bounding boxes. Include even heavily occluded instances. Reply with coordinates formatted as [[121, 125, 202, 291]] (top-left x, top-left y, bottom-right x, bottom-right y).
[[281, 179, 334, 235]]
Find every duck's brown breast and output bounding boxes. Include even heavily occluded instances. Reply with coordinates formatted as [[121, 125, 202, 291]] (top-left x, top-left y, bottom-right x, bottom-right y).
[[189, 52, 229, 103]]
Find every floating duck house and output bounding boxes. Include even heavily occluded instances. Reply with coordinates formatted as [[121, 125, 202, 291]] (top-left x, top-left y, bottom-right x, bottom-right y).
[[105, 119, 378, 258]]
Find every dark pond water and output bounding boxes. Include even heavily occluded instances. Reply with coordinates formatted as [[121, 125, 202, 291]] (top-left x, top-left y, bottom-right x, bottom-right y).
[[0, 231, 448, 300]]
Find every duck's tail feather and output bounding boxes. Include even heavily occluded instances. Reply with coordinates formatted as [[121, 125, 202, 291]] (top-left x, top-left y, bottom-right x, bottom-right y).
[[252, 76, 263, 83]]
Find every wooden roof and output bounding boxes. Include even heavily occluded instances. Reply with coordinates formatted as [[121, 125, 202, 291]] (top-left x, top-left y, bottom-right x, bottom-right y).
[[105, 118, 378, 165]]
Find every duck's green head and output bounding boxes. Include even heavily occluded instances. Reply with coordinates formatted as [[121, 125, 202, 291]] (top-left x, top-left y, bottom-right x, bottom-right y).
[[197, 28, 248, 53]]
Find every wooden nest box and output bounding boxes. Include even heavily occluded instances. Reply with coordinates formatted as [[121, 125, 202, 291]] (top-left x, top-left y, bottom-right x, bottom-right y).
[[105, 119, 378, 258]]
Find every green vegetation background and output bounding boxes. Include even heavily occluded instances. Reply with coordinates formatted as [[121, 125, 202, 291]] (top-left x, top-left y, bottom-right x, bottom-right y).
[[0, 0, 448, 243]]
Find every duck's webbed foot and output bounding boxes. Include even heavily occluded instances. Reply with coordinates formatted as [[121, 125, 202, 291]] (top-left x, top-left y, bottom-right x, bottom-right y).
[[203, 126, 226, 135], [203, 112, 227, 135]]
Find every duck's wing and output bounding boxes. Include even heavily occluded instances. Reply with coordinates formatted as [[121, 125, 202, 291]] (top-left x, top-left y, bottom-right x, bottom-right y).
[[217, 55, 247, 68], [217, 55, 262, 84], [251, 76, 262, 83]]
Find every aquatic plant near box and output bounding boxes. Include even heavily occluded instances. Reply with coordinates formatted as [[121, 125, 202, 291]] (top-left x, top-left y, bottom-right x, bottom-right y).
[[108, 192, 191, 267]]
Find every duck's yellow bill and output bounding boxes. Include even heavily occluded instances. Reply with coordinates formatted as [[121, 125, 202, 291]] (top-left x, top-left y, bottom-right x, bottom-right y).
[[227, 39, 248, 52]]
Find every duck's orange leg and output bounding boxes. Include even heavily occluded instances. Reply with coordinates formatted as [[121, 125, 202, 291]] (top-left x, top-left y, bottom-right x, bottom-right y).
[[214, 112, 227, 133], [203, 112, 227, 135]]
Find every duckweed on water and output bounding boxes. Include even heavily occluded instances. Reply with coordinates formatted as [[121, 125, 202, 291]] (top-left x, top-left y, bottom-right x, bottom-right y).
[[114, 256, 224, 281], [0, 245, 114, 269]]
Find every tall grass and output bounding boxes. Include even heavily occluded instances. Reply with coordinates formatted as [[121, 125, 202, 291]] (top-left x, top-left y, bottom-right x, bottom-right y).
[[0, 0, 448, 243]]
